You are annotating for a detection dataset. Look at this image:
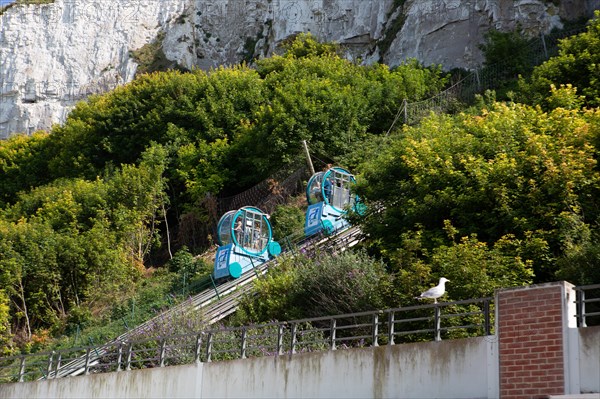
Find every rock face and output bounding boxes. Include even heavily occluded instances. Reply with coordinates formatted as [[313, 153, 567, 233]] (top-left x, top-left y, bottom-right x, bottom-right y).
[[384, 0, 564, 70], [0, 0, 597, 138], [0, 0, 189, 137]]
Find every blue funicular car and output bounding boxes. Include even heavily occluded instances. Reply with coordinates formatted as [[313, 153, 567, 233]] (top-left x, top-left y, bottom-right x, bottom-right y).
[[304, 166, 360, 236], [213, 206, 281, 281]]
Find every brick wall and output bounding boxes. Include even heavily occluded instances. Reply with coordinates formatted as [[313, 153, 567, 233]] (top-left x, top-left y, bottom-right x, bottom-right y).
[[498, 283, 568, 399]]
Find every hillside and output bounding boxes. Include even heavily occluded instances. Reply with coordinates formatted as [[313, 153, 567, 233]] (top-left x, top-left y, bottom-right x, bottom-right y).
[[0, 12, 599, 356], [0, 0, 594, 137]]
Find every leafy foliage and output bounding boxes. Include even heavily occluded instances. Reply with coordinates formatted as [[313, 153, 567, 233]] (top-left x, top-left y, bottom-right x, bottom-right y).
[[32, 36, 444, 208], [479, 29, 531, 78], [2, 25, 600, 355], [0, 290, 12, 355], [236, 250, 393, 323], [278, 32, 340, 58], [167, 246, 212, 296], [355, 100, 600, 284], [0, 132, 52, 207], [269, 203, 305, 241], [0, 146, 170, 345], [427, 231, 534, 299], [241, 53, 446, 176], [518, 11, 600, 108]]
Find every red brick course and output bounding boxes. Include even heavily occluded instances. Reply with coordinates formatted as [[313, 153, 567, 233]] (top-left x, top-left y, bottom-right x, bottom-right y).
[[498, 284, 566, 399]]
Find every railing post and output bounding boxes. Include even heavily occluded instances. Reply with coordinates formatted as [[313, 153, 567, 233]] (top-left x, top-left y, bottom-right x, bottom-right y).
[[240, 328, 247, 359], [290, 323, 297, 354], [577, 288, 587, 327], [18, 355, 26, 382], [285, 237, 295, 255], [434, 306, 441, 342], [84, 348, 91, 375], [329, 319, 336, 350], [194, 334, 202, 363], [46, 351, 54, 379], [116, 342, 123, 371], [206, 332, 213, 362], [54, 352, 62, 379], [210, 275, 221, 300], [159, 338, 167, 367], [276, 324, 284, 355], [403, 98, 408, 125], [540, 33, 548, 58], [372, 313, 379, 347], [484, 299, 491, 335], [387, 311, 395, 345], [125, 342, 133, 371], [250, 258, 260, 279]]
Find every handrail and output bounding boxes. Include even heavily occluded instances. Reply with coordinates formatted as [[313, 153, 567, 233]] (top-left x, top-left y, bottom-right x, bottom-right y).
[[0, 296, 493, 383], [3, 283, 598, 383], [14, 225, 363, 380], [574, 283, 600, 327]]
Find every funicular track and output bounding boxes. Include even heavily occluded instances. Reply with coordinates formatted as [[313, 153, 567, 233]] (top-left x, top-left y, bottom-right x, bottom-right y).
[[48, 225, 363, 378]]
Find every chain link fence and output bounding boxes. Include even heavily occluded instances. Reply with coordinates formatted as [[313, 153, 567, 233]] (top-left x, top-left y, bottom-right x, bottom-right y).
[[217, 160, 310, 216], [400, 26, 588, 127]]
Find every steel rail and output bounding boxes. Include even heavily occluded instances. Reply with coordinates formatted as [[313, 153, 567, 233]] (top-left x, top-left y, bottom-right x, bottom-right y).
[[46, 225, 363, 378]]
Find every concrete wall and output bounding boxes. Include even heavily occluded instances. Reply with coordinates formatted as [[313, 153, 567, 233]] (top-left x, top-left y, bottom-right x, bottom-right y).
[[0, 337, 498, 399], [577, 326, 600, 394], [2, 281, 599, 399]]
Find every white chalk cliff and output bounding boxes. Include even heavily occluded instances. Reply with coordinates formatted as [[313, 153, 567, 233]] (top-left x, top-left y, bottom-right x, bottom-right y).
[[0, 0, 596, 138]]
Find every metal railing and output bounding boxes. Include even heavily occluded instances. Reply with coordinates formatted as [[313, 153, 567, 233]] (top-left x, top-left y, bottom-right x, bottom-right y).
[[574, 283, 600, 327], [0, 297, 493, 383], [0, 225, 364, 382], [3, 283, 598, 384]]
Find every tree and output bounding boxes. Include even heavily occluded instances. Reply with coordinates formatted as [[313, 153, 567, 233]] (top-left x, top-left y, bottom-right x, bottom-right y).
[[479, 28, 531, 79], [104, 144, 170, 265], [270, 203, 306, 242], [428, 228, 534, 300], [278, 32, 340, 59], [0, 37, 446, 216], [518, 11, 600, 108], [0, 220, 61, 341], [0, 147, 171, 341], [0, 132, 52, 207], [235, 48, 446, 180], [46, 71, 210, 179], [0, 289, 11, 355], [355, 101, 600, 283]]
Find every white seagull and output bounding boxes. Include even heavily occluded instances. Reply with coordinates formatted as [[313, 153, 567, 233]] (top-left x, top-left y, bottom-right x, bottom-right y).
[[416, 277, 450, 303]]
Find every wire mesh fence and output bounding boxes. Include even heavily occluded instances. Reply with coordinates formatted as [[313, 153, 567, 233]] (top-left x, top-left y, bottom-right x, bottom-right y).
[[217, 159, 311, 216], [401, 26, 588, 126]]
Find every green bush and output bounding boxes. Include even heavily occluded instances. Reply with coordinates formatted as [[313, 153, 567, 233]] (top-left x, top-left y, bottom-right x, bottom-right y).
[[270, 203, 305, 241], [479, 29, 531, 78], [518, 11, 600, 108], [237, 250, 393, 324], [355, 101, 600, 283]]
